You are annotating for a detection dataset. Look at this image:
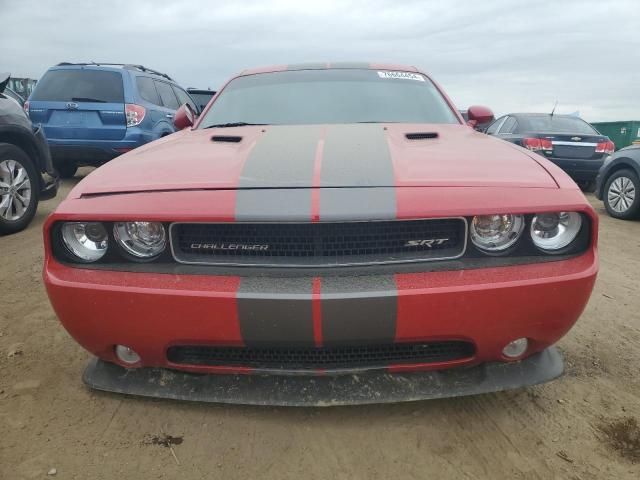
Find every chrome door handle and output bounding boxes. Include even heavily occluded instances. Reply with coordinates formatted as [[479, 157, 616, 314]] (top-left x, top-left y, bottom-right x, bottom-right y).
[[166, 114, 174, 118]]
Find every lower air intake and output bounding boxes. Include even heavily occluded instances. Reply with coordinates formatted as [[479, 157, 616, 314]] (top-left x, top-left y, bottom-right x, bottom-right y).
[[166, 341, 475, 371]]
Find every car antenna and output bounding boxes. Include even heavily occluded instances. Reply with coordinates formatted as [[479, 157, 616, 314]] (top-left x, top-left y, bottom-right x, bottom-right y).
[[550, 100, 558, 117]]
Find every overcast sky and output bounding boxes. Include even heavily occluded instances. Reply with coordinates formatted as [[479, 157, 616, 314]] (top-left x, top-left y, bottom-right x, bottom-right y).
[[1, 0, 638, 121]]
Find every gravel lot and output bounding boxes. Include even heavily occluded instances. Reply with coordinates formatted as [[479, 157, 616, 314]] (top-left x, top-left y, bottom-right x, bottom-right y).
[[1, 169, 639, 479]]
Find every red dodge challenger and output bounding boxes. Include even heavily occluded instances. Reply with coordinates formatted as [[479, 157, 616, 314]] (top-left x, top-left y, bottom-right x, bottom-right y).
[[43, 63, 598, 406]]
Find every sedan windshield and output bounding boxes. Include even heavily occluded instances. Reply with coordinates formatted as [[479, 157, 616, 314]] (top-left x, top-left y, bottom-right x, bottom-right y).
[[198, 69, 460, 128], [521, 116, 598, 135]]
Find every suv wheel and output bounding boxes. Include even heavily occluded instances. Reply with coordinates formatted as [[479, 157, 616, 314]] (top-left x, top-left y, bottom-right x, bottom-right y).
[[0, 143, 40, 234], [604, 169, 639, 220], [54, 161, 78, 179]]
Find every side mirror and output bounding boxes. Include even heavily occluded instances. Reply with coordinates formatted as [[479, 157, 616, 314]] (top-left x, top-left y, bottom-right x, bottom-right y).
[[174, 103, 196, 130], [467, 105, 494, 127]]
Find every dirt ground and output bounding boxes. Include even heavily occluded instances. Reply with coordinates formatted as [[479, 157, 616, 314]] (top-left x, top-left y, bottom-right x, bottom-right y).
[[1, 169, 639, 479]]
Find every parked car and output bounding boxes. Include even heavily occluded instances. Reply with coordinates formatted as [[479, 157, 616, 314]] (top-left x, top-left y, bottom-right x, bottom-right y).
[[484, 113, 614, 191], [0, 73, 58, 234], [26, 62, 198, 178], [595, 145, 640, 219], [187, 88, 216, 113], [44, 63, 597, 406]]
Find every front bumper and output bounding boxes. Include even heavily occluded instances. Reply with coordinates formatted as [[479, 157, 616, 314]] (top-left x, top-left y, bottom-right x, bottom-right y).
[[83, 346, 564, 406], [44, 249, 597, 377], [548, 157, 604, 182], [48, 129, 154, 165]]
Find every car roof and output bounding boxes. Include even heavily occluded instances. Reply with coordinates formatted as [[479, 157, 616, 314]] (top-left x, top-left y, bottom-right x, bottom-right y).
[[51, 62, 174, 81], [239, 62, 419, 76], [507, 113, 583, 119]]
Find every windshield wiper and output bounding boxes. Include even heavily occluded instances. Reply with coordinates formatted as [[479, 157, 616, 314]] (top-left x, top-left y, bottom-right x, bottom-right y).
[[70, 97, 107, 103], [203, 122, 268, 129]]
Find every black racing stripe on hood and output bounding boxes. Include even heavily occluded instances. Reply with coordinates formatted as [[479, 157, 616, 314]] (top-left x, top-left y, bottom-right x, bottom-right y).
[[238, 126, 321, 188], [319, 187, 397, 221], [235, 125, 321, 221], [235, 189, 312, 222], [320, 124, 396, 187], [319, 124, 397, 220]]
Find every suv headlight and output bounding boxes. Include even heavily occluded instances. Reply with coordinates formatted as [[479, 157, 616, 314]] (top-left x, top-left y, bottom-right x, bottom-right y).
[[530, 212, 582, 252], [61, 222, 109, 262], [470, 214, 525, 253], [114, 221, 166, 259]]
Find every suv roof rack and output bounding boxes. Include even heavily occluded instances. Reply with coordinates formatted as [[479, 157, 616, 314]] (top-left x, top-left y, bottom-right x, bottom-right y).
[[55, 62, 173, 81]]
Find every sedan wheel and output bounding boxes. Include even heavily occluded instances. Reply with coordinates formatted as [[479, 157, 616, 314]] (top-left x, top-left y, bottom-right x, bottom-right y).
[[604, 169, 640, 220], [0, 143, 40, 235], [0, 159, 32, 221]]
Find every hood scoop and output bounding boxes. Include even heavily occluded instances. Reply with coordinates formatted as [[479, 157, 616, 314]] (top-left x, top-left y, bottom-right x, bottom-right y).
[[211, 135, 243, 143], [405, 132, 439, 140]]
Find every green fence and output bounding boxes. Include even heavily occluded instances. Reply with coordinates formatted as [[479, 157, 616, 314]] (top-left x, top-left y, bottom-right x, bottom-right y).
[[591, 121, 640, 150]]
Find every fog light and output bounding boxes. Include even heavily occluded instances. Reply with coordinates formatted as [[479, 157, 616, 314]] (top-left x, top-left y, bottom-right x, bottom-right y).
[[502, 338, 528, 359], [115, 345, 141, 365]]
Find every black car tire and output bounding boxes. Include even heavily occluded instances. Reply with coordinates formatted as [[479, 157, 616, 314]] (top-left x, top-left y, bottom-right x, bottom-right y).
[[579, 180, 596, 193], [0, 143, 40, 235], [603, 169, 640, 220], [54, 161, 78, 179]]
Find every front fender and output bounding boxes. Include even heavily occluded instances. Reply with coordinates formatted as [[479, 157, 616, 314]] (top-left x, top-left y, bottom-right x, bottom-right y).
[[0, 123, 55, 175]]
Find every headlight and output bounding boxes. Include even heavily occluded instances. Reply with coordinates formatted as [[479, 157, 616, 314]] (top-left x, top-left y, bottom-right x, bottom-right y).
[[61, 222, 108, 262], [470, 214, 525, 253], [114, 221, 166, 259], [530, 212, 582, 252]]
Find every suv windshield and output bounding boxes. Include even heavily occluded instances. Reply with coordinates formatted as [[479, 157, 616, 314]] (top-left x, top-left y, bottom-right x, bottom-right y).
[[522, 116, 597, 134], [198, 69, 459, 128], [30, 69, 124, 103]]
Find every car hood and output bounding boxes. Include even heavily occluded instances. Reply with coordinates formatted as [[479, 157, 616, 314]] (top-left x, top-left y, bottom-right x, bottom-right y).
[[73, 124, 558, 197]]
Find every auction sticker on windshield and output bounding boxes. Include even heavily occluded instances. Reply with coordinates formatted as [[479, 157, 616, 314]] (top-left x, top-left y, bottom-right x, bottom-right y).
[[377, 71, 425, 81]]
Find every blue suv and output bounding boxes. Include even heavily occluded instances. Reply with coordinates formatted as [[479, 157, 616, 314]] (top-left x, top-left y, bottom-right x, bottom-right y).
[[26, 63, 198, 177]]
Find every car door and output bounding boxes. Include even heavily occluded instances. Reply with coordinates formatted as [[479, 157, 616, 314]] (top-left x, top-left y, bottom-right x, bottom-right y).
[[153, 80, 180, 131], [495, 116, 518, 140], [485, 116, 507, 136]]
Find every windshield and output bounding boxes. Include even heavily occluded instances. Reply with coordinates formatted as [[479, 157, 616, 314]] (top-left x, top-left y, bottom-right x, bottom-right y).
[[30, 69, 124, 103], [189, 92, 215, 106], [522, 116, 598, 135], [198, 69, 459, 128]]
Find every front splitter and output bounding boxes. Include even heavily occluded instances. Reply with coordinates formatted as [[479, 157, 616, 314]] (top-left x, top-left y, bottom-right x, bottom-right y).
[[83, 347, 563, 407]]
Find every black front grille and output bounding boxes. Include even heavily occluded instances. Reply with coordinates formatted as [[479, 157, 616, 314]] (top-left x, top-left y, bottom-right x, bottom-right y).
[[171, 219, 466, 267], [553, 145, 596, 159], [167, 341, 475, 370]]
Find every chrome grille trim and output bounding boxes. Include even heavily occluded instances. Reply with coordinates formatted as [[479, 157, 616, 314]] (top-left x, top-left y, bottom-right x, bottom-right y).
[[169, 217, 468, 268]]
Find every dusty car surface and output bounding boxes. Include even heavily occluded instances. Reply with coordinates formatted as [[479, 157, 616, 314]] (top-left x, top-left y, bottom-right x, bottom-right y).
[[43, 63, 598, 406]]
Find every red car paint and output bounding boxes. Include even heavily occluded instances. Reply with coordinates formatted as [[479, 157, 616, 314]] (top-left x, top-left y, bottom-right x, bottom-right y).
[[43, 64, 598, 377]]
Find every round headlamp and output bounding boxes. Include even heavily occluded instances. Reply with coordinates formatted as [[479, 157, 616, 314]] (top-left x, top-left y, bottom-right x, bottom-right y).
[[530, 212, 582, 252], [61, 222, 108, 262], [114, 221, 166, 259], [470, 214, 525, 253]]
